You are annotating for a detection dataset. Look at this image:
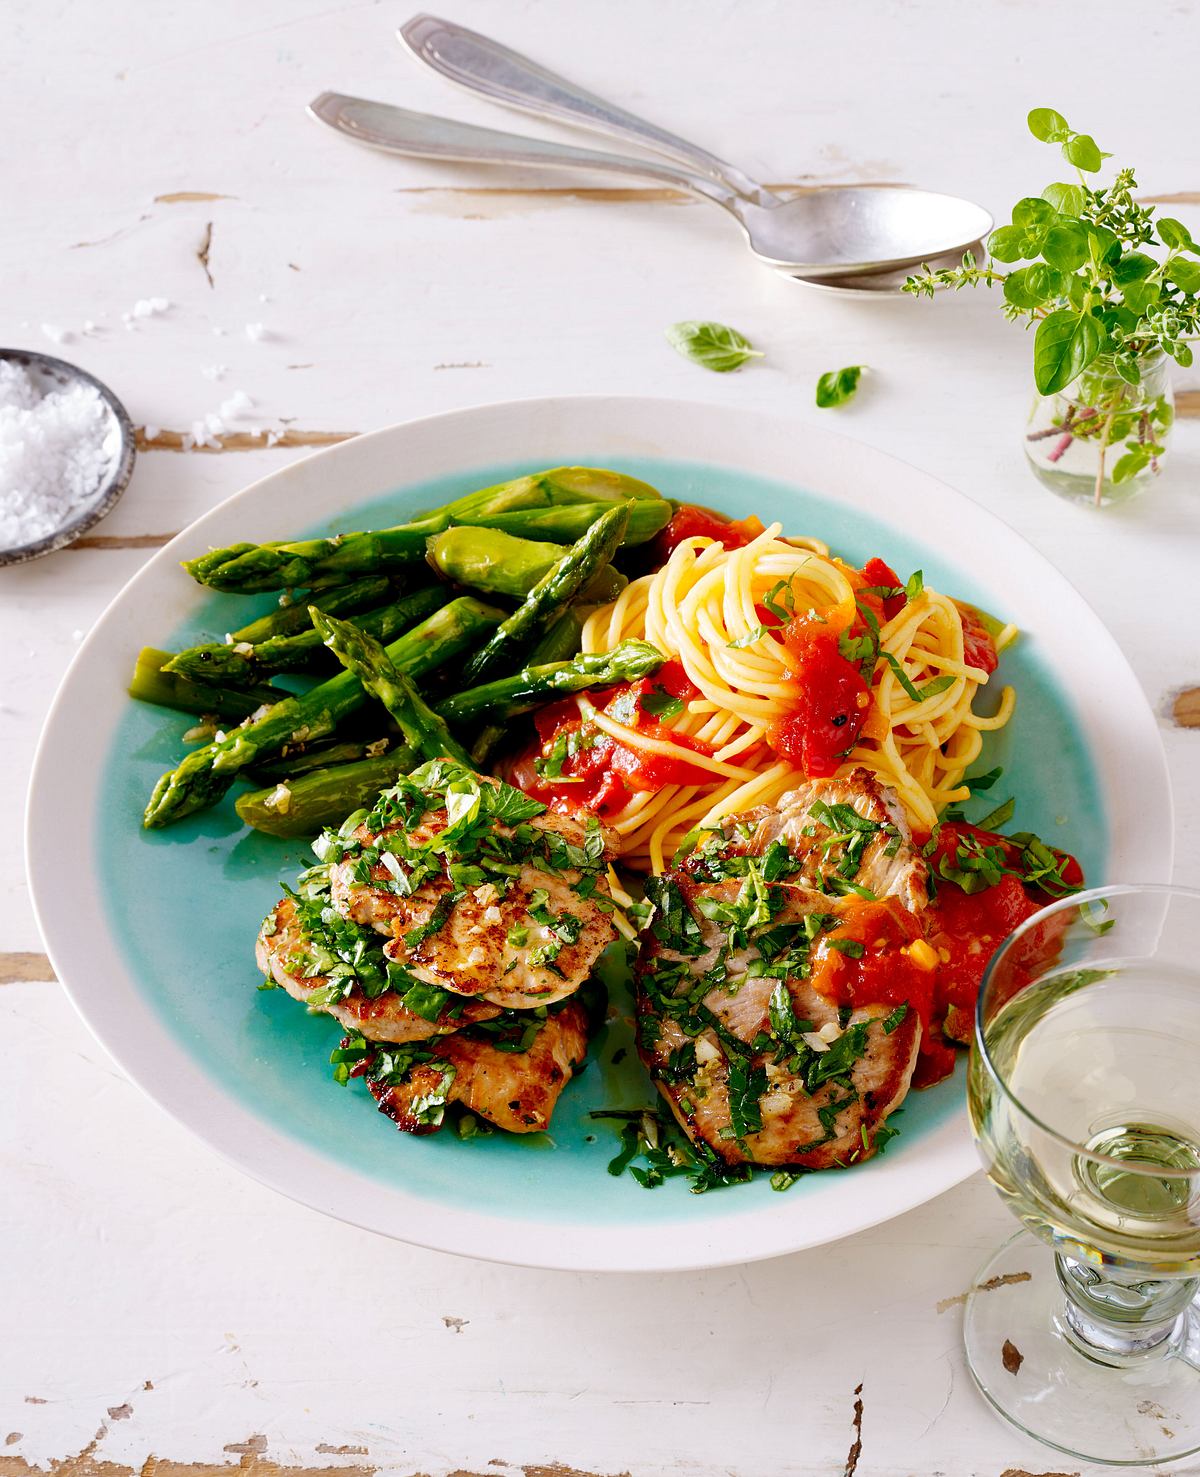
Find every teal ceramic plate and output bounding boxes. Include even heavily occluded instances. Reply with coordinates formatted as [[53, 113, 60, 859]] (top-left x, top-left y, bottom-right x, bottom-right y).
[[26, 398, 1172, 1271]]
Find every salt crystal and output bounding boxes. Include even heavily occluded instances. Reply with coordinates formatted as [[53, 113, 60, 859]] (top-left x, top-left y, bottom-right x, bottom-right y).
[[131, 297, 170, 319], [71, 629, 83, 641], [244, 322, 268, 342], [219, 390, 253, 420], [41, 324, 72, 345], [0, 360, 120, 550], [201, 364, 228, 382], [143, 424, 161, 441], [81, 320, 98, 336]]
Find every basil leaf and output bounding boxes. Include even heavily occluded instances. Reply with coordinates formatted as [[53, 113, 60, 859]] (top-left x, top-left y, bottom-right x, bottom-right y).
[[976, 796, 1016, 831], [1064, 133, 1105, 172], [1027, 107, 1070, 143], [1041, 182, 1084, 218], [815, 365, 864, 408], [1012, 196, 1057, 228], [1033, 309, 1103, 395], [1158, 217, 1197, 253], [666, 320, 763, 373], [1041, 221, 1088, 272], [986, 224, 1035, 263], [1003, 263, 1066, 310], [1168, 259, 1200, 294], [640, 686, 685, 721]]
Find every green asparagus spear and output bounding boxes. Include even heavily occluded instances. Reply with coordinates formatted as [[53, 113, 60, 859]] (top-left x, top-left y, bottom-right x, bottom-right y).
[[143, 597, 502, 828], [228, 575, 395, 644], [129, 648, 289, 722], [474, 498, 669, 548], [528, 609, 585, 665], [235, 746, 416, 838], [183, 468, 664, 593], [163, 587, 444, 686], [467, 611, 589, 765], [310, 610, 474, 766], [408, 464, 663, 519], [438, 642, 663, 727], [459, 504, 630, 689], [248, 737, 393, 784], [426, 525, 626, 603]]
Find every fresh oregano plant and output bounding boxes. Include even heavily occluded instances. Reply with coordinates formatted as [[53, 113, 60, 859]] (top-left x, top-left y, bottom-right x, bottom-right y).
[[905, 110, 1200, 500]]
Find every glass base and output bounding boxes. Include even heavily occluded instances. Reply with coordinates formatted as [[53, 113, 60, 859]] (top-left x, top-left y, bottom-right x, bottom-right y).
[[963, 1231, 1200, 1465], [1026, 460, 1153, 508]]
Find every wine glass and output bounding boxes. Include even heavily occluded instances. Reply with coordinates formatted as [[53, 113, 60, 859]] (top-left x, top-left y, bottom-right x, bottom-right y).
[[965, 883, 1200, 1465]]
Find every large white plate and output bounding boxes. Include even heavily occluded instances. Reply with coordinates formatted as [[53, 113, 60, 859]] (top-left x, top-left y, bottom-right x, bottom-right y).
[[26, 397, 1172, 1271]]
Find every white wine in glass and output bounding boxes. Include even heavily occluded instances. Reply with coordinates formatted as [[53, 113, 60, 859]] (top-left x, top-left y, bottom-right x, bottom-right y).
[[966, 884, 1200, 1464]]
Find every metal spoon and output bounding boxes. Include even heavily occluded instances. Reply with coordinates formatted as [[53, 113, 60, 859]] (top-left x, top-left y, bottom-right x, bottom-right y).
[[394, 13, 992, 278], [0, 349, 136, 567], [309, 92, 990, 282]]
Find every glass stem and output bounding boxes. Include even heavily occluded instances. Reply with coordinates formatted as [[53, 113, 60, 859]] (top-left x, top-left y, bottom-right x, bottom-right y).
[[1055, 1253, 1198, 1362]]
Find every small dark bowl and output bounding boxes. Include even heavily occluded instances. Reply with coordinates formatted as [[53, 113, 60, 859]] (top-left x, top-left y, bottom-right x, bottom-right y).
[[0, 348, 138, 567]]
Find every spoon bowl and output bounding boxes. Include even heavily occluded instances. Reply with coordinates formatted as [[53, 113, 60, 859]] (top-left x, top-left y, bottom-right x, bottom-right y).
[[734, 187, 992, 276], [0, 349, 137, 567]]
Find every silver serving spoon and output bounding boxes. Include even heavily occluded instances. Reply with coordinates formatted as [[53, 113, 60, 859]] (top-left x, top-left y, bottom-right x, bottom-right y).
[[393, 13, 992, 279], [309, 92, 989, 283]]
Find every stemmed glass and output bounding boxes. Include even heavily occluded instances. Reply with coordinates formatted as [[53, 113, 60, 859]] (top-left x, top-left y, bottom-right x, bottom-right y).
[[965, 883, 1200, 1464]]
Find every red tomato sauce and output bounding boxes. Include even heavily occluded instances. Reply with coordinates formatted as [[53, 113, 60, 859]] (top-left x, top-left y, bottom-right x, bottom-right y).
[[760, 552, 916, 779], [957, 604, 1000, 675], [918, 822, 1082, 1082], [649, 504, 765, 562], [509, 660, 714, 816], [766, 634, 870, 777], [859, 557, 907, 620], [803, 826, 1084, 1088], [810, 900, 931, 1017], [809, 898, 952, 1082]]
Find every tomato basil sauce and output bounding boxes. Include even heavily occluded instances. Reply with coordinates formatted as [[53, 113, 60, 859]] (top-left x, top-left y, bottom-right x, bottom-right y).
[[509, 660, 713, 817]]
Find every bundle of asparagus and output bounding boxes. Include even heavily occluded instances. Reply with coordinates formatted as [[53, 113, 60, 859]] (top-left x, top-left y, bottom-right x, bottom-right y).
[[131, 466, 671, 838]]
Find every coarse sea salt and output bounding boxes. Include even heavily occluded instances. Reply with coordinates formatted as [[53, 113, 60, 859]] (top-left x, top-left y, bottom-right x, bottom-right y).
[[0, 360, 120, 550]]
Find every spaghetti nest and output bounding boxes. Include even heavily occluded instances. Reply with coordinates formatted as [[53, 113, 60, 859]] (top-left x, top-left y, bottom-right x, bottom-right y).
[[578, 524, 1015, 872]]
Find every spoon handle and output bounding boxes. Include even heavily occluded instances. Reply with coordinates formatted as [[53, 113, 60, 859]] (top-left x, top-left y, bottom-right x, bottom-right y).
[[308, 92, 738, 207], [399, 14, 779, 207]]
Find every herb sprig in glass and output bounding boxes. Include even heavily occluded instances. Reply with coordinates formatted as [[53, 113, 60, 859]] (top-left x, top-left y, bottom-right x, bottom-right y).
[[904, 110, 1200, 503]]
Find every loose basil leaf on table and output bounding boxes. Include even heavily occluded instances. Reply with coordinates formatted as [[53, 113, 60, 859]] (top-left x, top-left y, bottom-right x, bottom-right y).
[[815, 365, 864, 408], [665, 320, 763, 373]]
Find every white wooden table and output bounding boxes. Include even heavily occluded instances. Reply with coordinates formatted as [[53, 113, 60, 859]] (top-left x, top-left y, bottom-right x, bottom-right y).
[[4, 2, 1199, 1473]]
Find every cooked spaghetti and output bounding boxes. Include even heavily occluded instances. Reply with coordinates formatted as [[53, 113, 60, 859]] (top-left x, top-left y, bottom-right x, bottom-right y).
[[567, 524, 1015, 871]]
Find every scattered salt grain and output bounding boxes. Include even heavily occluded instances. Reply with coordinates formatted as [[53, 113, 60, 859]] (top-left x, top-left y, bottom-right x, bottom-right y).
[[41, 324, 72, 345], [131, 297, 170, 319], [244, 322, 268, 342], [71, 629, 84, 642], [219, 390, 254, 420], [143, 424, 161, 441], [0, 360, 120, 549], [201, 364, 228, 382]]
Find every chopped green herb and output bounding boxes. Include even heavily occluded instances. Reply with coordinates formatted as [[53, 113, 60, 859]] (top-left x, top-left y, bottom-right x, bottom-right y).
[[640, 685, 685, 721], [977, 796, 1016, 831]]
